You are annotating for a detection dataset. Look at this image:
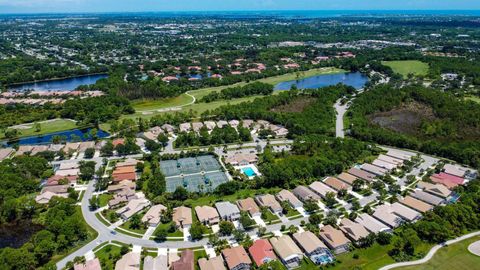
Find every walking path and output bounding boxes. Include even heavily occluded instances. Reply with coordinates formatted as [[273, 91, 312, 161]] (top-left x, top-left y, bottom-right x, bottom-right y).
[[138, 92, 196, 114], [379, 231, 480, 270], [468, 240, 480, 256]]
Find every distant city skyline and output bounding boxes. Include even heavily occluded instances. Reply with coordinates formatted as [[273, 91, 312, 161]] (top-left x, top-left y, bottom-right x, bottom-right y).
[[0, 0, 479, 14]]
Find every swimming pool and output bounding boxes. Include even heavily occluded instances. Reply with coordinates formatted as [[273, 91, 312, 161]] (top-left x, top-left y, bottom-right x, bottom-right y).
[[242, 167, 257, 177]]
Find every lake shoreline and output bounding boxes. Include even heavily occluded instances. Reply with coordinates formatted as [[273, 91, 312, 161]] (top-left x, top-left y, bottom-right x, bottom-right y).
[[7, 72, 109, 87]]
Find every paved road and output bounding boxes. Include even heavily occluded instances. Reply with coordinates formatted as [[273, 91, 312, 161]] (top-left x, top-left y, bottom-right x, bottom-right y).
[[56, 160, 301, 269], [380, 231, 480, 270], [334, 98, 348, 138]]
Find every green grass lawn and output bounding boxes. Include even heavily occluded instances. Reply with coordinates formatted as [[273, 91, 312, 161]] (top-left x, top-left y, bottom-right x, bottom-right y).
[[285, 208, 301, 218], [121, 67, 345, 120], [395, 236, 480, 270], [132, 94, 194, 111], [153, 222, 184, 238], [331, 242, 434, 270], [466, 96, 480, 104], [119, 220, 148, 234], [95, 244, 124, 270], [382, 60, 429, 78], [194, 249, 208, 270], [262, 210, 280, 224], [95, 212, 111, 226], [98, 194, 113, 207], [2, 118, 78, 139]]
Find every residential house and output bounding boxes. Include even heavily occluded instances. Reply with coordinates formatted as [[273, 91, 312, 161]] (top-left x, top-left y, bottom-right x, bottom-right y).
[[143, 255, 168, 270], [399, 196, 433, 213], [225, 153, 258, 166], [410, 190, 445, 205], [161, 124, 175, 134], [372, 205, 404, 228], [355, 213, 391, 234], [198, 256, 225, 270], [107, 180, 136, 193], [390, 202, 422, 222], [377, 154, 404, 166], [195, 206, 220, 225], [309, 181, 336, 199], [241, 120, 254, 129], [293, 231, 334, 265], [112, 166, 137, 183], [417, 181, 451, 198], [276, 189, 303, 208], [171, 250, 194, 270], [361, 164, 388, 176], [430, 173, 464, 189], [236, 198, 261, 217], [255, 194, 282, 214], [339, 218, 370, 242], [217, 120, 228, 128], [115, 252, 140, 270], [179, 123, 191, 133], [108, 188, 137, 208], [73, 258, 101, 270], [116, 198, 150, 220], [292, 186, 320, 202], [270, 235, 303, 269], [191, 122, 204, 132], [64, 142, 80, 153], [248, 239, 277, 267], [324, 177, 351, 192], [203, 121, 217, 131], [142, 204, 167, 226], [372, 159, 397, 170], [222, 246, 252, 270], [228, 120, 240, 128], [15, 145, 33, 156], [215, 202, 241, 221], [319, 225, 351, 254], [386, 149, 415, 161], [173, 206, 193, 230], [35, 191, 68, 204], [336, 173, 358, 186], [46, 174, 77, 186], [347, 168, 376, 182], [444, 164, 476, 179]]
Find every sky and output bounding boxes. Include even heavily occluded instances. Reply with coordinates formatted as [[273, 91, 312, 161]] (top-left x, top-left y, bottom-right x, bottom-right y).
[[0, 0, 479, 14]]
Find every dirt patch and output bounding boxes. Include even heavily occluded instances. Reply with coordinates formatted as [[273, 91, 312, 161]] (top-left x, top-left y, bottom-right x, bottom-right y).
[[270, 96, 317, 113], [370, 101, 437, 135]]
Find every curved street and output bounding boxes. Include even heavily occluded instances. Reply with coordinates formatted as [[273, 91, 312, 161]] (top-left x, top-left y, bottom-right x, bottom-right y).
[[379, 231, 480, 270], [56, 161, 304, 269]]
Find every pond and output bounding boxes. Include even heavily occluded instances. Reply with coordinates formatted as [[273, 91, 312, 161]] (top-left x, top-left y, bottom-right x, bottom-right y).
[[274, 72, 368, 91], [4, 128, 110, 146], [0, 220, 44, 249], [9, 74, 108, 92]]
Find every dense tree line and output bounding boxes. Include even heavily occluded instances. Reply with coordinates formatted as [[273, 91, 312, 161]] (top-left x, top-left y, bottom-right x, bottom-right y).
[[208, 84, 354, 138], [0, 156, 91, 269], [348, 85, 480, 168], [200, 82, 274, 103], [175, 125, 252, 148]]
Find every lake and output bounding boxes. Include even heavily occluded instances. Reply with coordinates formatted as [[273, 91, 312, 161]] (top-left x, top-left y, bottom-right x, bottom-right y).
[[274, 72, 368, 91], [5, 128, 110, 146], [9, 74, 108, 92]]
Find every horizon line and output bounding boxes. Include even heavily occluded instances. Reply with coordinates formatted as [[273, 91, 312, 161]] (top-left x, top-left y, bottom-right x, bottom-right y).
[[2, 9, 480, 16]]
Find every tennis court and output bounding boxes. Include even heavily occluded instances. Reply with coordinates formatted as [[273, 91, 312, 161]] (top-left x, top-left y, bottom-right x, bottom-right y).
[[197, 155, 222, 172], [161, 155, 228, 193], [160, 160, 181, 177], [165, 172, 228, 193]]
